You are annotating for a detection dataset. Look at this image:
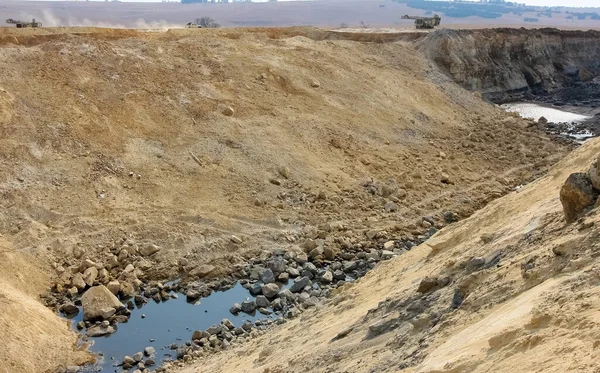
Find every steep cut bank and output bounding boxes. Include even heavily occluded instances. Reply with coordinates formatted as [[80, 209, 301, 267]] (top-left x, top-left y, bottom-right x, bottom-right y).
[[420, 28, 600, 104]]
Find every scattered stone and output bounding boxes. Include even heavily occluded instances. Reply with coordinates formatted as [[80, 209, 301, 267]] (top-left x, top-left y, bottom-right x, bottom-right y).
[[416, 277, 438, 293], [278, 166, 291, 179], [144, 346, 156, 356], [132, 351, 143, 362], [192, 330, 209, 340], [59, 303, 79, 315], [261, 283, 280, 298], [192, 264, 215, 278], [589, 156, 600, 190], [267, 256, 286, 274], [186, 290, 201, 301], [241, 300, 256, 313], [259, 308, 272, 315], [71, 273, 86, 291], [383, 241, 395, 250], [86, 324, 116, 337], [255, 295, 269, 308], [440, 173, 452, 184], [311, 80, 321, 88], [321, 271, 333, 283], [287, 267, 301, 277], [81, 285, 125, 321], [261, 268, 276, 284], [106, 280, 120, 295], [560, 172, 597, 223], [380, 250, 395, 260], [222, 319, 235, 330], [222, 106, 235, 116], [277, 272, 289, 282], [443, 211, 458, 223], [207, 324, 223, 335], [480, 233, 495, 244], [123, 356, 135, 366], [384, 201, 398, 212], [82, 267, 98, 287], [538, 116, 548, 125], [290, 276, 310, 293], [323, 247, 336, 260], [140, 244, 160, 256], [230, 235, 243, 244], [302, 239, 318, 252]]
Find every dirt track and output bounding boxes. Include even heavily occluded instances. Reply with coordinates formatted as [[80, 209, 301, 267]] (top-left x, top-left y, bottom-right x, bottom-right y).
[[0, 27, 571, 372]]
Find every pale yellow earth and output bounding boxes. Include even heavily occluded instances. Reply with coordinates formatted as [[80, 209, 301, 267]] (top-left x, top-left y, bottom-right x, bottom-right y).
[[0, 26, 581, 373], [175, 138, 600, 373]]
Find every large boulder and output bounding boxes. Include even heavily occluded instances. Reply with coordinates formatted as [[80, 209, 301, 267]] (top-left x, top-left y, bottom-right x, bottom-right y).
[[588, 156, 600, 190], [81, 285, 125, 321], [559, 172, 597, 223]]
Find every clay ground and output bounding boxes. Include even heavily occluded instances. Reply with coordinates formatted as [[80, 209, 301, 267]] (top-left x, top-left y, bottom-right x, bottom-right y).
[[0, 26, 573, 372]]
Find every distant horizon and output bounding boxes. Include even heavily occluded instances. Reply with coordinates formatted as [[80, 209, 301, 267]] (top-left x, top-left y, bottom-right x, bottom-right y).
[[12, 0, 600, 7]]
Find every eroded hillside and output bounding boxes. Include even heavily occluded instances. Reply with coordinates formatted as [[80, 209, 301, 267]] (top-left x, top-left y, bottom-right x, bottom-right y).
[[0, 26, 571, 372]]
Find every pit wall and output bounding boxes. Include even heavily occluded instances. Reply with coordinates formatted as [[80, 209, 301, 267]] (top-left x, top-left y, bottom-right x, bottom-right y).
[[418, 28, 600, 101]]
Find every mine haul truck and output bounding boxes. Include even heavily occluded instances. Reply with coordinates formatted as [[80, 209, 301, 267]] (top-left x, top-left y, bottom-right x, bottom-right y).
[[401, 14, 441, 29], [6, 18, 43, 28]]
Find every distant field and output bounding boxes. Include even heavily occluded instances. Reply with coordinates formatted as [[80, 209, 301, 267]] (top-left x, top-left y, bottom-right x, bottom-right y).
[[0, 0, 599, 29]]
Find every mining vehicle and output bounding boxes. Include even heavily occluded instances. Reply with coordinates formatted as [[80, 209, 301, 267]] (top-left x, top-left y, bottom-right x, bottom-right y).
[[6, 18, 43, 28], [401, 14, 441, 29]]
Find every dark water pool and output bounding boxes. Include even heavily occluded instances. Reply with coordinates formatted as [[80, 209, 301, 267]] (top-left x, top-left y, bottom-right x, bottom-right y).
[[69, 283, 271, 372]]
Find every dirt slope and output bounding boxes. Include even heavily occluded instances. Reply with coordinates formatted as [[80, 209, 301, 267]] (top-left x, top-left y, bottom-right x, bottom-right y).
[[0, 27, 568, 372], [0, 238, 91, 373], [175, 135, 600, 373]]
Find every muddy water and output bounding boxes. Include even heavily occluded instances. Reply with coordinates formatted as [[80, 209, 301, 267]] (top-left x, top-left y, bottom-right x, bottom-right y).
[[69, 283, 275, 373], [500, 102, 592, 123]]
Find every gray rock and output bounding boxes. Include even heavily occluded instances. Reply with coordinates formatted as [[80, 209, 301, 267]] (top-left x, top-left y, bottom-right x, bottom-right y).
[[277, 272, 290, 282], [417, 277, 438, 293], [106, 280, 120, 295], [259, 308, 272, 315], [144, 346, 156, 356], [222, 318, 235, 330], [333, 270, 346, 280], [384, 201, 398, 212], [303, 262, 318, 274], [261, 283, 280, 298], [229, 303, 242, 314], [241, 321, 254, 331], [249, 282, 262, 296], [267, 256, 286, 274], [82, 266, 98, 287], [140, 244, 160, 256], [320, 271, 333, 283], [381, 250, 395, 260], [241, 300, 256, 313], [71, 273, 86, 291], [255, 295, 270, 308], [207, 324, 223, 335], [81, 285, 124, 321], [122, 356, 135, 366], [145, 359, 155, 366], [287, 267, 300, 277], [302, 239, 318, 251], [86, 324, 116, 337], [192, 330, 210, 340], [132, 351, 143, 362], [343, 261, 357, 272], [261, 268, 276, 284], [60, 303, 79, 315], [186, 289, 201, 301], [272, 298, 283, 310], [290, 276, 310, 293]]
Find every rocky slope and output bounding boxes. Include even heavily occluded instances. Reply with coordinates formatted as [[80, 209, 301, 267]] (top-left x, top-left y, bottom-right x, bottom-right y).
[[0, 26, 575, 372], [175, 134, 600, 373], [419, 28, 600, 103]]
